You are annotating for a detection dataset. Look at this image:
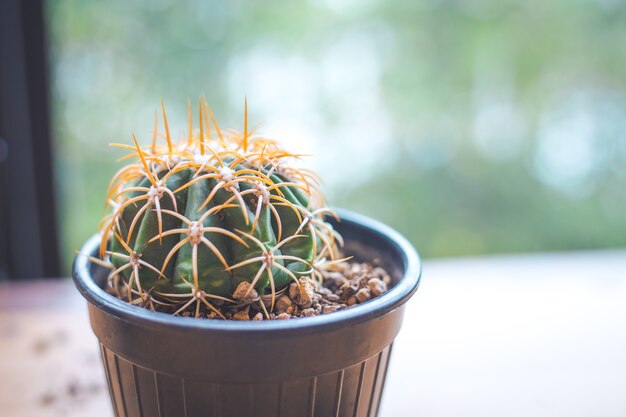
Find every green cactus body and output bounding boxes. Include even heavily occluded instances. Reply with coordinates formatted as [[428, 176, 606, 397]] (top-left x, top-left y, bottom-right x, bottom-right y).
[[102, 100, 340, 316], [111, 168, 319, 298]]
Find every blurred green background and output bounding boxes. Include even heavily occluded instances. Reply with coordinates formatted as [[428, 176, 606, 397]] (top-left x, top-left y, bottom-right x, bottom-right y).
[[47, 0, 626, 270]]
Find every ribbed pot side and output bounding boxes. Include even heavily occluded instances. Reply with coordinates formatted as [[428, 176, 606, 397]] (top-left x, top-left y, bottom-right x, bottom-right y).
[[73, 209, 421, 417]]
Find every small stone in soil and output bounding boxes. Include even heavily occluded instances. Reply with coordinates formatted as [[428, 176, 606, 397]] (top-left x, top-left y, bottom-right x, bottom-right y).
[[339, 282, 357, 298], [325, 293, 340, 303], [275, 295, 292, 312], [275, 312, 291, 320], [355, 288, 371, 303], [232, 282, 258, 304], [302, 308, 316, 317], [232, 306, 250, 321], [326, 271, 348, 286], [368, 278, 387, 297], [322, 305, 342, 314], [289, 283, 298, 299], [373, 267, 391, 285], [317, 287, 332, 296], [298, 278, 316, 307]]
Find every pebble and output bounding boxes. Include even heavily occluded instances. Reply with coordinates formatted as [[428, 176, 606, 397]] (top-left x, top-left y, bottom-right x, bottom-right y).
[[275, 295, 293, 312], [326, 271, 348, 286], [340, 282, 356, 298], [367, 278, 387, 297], [289, 283, 298, 299], [317, 287, 332, 296], [302, 308, 316, 317], [232, 307, 250, 321], [322, 305, 341, 314], [355, 288, 371, 303], [373, 267, 386, 275], [232, 282, 258, 303], [326, 294, 340, 303], [373, 267, 391, 285], [297, 278, 316, 308], [276, 312, 291, 320], [252, 312, 264, 321]]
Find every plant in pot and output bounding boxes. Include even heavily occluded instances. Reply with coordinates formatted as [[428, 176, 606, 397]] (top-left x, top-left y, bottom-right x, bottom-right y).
[[73, 99, 421, 417]]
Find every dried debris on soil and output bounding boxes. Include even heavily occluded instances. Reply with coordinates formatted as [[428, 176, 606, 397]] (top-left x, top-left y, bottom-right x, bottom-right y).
[[109, 260, 391, 320]]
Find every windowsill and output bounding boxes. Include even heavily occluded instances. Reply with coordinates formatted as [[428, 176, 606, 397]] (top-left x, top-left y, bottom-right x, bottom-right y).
[[1, 250, 625, 416]]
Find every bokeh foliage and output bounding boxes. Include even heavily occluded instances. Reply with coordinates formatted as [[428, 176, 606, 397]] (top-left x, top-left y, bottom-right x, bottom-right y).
[[48, 0, 626, 270]]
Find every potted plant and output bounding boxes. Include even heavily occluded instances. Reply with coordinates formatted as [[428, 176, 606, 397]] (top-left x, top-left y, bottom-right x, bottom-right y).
[[73, 99, 421, 417]]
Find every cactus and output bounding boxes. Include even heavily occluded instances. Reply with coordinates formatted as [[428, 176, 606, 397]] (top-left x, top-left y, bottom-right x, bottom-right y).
[[99, 99, 342, 318]]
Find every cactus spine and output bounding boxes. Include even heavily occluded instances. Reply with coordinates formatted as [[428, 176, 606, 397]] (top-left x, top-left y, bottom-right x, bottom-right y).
[[100, 99, 342, 317]]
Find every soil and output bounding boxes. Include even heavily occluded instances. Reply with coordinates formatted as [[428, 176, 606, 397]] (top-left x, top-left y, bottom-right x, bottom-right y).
[[108, 260, 392, 320]]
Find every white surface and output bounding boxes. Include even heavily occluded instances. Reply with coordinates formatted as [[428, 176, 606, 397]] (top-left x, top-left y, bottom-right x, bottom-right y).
[[2, 250, 625, 416], [382, 250, 626, 417]]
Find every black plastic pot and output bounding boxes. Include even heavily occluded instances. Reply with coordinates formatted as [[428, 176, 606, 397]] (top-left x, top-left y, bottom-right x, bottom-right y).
[[73, 209, 421, 417]]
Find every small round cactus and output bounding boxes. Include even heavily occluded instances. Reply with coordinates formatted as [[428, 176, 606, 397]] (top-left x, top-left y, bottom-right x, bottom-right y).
[[99, 99, 342, 317]]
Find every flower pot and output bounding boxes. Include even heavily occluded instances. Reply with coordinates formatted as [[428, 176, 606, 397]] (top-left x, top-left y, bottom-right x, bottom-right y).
[[73, 208, 421, 417]]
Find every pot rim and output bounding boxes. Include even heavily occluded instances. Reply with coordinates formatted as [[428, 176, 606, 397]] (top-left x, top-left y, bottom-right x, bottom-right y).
[[73, 208, 421, 335]]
